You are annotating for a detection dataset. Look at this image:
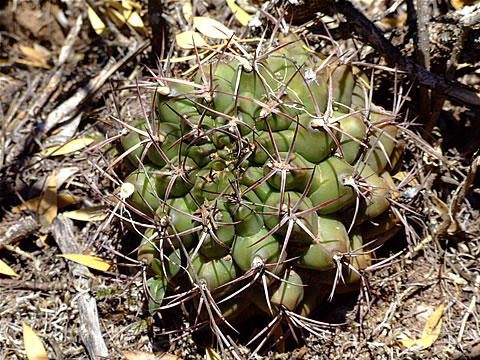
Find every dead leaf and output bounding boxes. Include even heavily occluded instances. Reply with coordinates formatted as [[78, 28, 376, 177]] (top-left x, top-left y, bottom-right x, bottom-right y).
[[18, 44, 49, 60], [36, 138, 95, 157], [417, 303, 444, 348], [122, 0, 144, 29], [87, 4, 106, 35], [126, 10, 144, 28], [431, 193, 459, 234], [395, 303, 444, 350], [106, 1, 127, 12], [205, 347, 221, 360], [226, 0, 250, 26], [176, 31, 208, 49], [55, 167, 80, 188], [122, 0, 142, 11], [122, 350, 157, 360], [450, 0, 465, 9], [15, 58, 51, 70], [392, 171, 419, 186], [182, 1, 192, 22], [105, 7, 127, 28], [122, 350, 182, 360], [396, 333, 417, 348], [0, 259, 20, 278], [18, 44, 50, 69], [39, 234, 49, 248], [193, 17, 234, 39], [38, 170, 57, 227], [11, 193, 81, 214], [58, 254, 112, 272], [15, 3, 65, 44], [63, 205, 108, 221], [22, 322, 49, 360]]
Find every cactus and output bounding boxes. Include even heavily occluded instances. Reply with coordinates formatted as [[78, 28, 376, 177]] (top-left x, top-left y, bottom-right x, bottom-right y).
[[115, 34, 403, 352]]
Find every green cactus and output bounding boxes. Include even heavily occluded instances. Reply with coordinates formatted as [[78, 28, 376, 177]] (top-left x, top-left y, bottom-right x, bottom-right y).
[[115, 34, 402, 348]]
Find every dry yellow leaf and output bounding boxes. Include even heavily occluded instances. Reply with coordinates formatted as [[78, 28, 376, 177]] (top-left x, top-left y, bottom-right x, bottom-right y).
[[395, 303, 444, 350], [87, 4, 106, 35], [122, 350, 182, 359], [15, 58, 51, 70], [39, 234, 49, 247], [58, 194, 82, 208], [18, 45, 49, 67], [0, 259, 20, 278], [176, 31, 208, 49], [396, 333, 416, 348], [417, 303, 444, 348], [22, 322, 49, 360], [36, 138, 95, 157], [392, 171, 419, 186], [450, 0, 464, 9], [125, 10, 144, 28], [205, 347, 221, 360], [122, 0, 142, 11], [105, 7, 127, 27], [18, 45, 44, 60], [12, 198, 39, 213], [38, 170, 57, 227], [120, 0, 132, 10], [120, 0, 144, 29], [193, 17, 234, 39], [122, 350, 156, 360], [226, 0, 250, 26], [63, 205, 108, 221], [182, 1, 192, 22], [12, 193, 81, 214], [106, 0, 125, 11], [58, 254, 112, 272]]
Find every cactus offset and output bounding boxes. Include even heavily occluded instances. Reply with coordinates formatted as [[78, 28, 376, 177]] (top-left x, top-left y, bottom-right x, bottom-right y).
[[115, 34, 403, 351]]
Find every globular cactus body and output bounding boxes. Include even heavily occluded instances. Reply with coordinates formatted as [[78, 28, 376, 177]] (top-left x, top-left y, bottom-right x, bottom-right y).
[[117, 35, 402, 337]]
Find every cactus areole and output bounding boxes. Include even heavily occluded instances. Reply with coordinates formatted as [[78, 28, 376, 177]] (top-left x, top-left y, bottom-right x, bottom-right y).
[[117, 35, 402, 346]]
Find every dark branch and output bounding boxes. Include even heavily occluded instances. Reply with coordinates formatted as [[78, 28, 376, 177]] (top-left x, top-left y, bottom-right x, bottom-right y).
[[334, 0, 480, 109]]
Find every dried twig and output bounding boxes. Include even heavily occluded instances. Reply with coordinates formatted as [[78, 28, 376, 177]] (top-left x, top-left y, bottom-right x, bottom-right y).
[[27, 15, 83, 119], [51, 215, 109, 359], [334, 0, 480, 109], [444, 3, 480, 27], [0, 279, 67, 291], [451, 337, 480, 360], [85, 0, 132, 47], [428, 24, 467, 134], [43, 40, 149, 134], [435, 155, 480, 239], [3, 15, 83, 168], [0, 216, 39, 248], [415, 0, 431, 129]]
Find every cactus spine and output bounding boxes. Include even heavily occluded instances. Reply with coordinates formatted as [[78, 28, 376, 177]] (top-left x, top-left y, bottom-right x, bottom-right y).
[[115, 34, 402, 350]]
